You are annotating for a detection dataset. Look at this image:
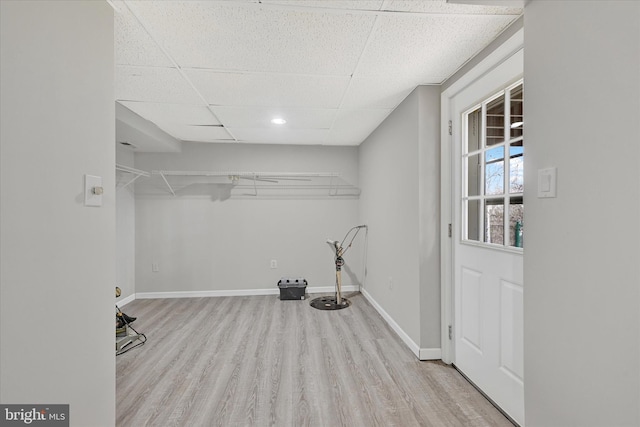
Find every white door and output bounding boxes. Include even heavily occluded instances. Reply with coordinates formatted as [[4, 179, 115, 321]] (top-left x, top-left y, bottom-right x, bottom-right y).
[[450, 50, 524, 425]]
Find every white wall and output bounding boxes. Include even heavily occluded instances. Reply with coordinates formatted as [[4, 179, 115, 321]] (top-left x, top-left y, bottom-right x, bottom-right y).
[[524, 1, 640, 425], [116, 145, 136, 301], [0, 1, 115, 425], [134, 143, 362, 294], [358, 86, 441, 354]]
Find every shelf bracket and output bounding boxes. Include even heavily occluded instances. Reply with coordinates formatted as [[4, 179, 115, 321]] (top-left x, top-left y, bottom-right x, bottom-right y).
[[116, 164, 150, 190], [329, 174, 337, 196], [120, 174, 143, 189], [158, 172, 176, 196]]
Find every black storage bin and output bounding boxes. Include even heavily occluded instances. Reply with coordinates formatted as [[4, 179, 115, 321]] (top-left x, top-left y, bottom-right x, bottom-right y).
[[278, 277, 307, 300]]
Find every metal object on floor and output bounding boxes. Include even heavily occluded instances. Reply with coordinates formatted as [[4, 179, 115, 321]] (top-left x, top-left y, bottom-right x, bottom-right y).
[[116, 324, 144, 353], [309, 295, 351, 310], [311, 225, 366, 311], [116, 286, 146, 355]]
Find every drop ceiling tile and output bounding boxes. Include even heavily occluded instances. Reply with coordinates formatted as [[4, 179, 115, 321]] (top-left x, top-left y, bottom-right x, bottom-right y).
[[116, 66, 202, 104], [115, 5, 173, 67], [118, 101, 221, 126], [211, 106, 336, 129], [185, 70, 350, 108], [114, 0, 523, 148], [386, 0, 522, 15], [160, 124, 234, 143], [328, 108, 392, 145], [356, 14, 518, 81], [262, 0, 384, 10], [341, 75, 416, 109], [125, 1, 375, 74], [229, 128, 329, 145]]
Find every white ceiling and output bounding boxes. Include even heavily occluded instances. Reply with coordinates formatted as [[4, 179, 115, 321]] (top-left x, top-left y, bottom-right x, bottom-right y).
[[113, 0, 521, 151]]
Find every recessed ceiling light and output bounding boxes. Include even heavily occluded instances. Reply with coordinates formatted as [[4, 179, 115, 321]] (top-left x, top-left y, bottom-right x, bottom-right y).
[[271, 118, 286, 125]]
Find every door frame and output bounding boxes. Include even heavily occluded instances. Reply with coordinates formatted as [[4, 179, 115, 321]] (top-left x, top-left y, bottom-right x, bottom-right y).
[[440, 28, 524, 364]]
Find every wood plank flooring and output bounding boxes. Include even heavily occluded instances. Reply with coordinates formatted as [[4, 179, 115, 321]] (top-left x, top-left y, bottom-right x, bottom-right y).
[[116, 293, 513, 427]]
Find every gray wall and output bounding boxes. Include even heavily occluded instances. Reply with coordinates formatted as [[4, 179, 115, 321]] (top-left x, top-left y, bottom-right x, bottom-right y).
[[117, 145, 136, 301], [134, 143, 362, 294], [359, 86, 441, 351], [524, 1, 640, 425], [0, 1, 116, 425], [418, 87, 441, 349]]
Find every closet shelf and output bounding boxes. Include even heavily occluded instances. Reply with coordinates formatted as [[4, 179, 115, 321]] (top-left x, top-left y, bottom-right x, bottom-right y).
[[150, 170, 360, 198], [116, 164, 150, 189]]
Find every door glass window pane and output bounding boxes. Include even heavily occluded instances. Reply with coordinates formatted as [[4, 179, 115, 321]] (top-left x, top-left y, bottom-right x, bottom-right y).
[[485, 147, 504, 196], [461, 80, 523, 249], [484, 199, 504, 244], [467, 154, 481, 197], [510, 84, 524, 139], [509, 141, 523, 193], [467, 108, 481, 153], [467, 199, 481, 241], [509, 198, 524, 247], [486, 95, 505, 146]]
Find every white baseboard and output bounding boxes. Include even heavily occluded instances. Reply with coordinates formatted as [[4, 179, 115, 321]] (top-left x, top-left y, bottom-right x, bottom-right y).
[[419, 348, 442, 360], [116, 293, 135, 307], [136, 289, 277, 299], [135, 285, 359, 300], [308, 285, 359, 294], [360, 288, 441, 361], [360, 288, 420, 358]]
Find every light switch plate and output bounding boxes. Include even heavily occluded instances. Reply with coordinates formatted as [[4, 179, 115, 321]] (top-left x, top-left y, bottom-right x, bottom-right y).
[[537, 167, 557, 198], [85, 174, 103, 207]]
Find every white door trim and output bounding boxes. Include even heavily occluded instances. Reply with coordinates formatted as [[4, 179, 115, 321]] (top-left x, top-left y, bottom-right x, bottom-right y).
[[440, 28, 524, 364]]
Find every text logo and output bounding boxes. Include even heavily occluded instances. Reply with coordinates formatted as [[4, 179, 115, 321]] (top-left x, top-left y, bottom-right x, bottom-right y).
[[0, 405, 68, 426]]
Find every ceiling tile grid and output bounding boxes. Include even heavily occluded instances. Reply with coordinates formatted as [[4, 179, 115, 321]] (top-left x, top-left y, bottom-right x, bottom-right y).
[[262, 0, 385, 11], [228, 128, 330, 145], [211, 106, 336, 130], [125, 1, 376, 74], [185, 70, 350, 108], [386, 0, 522, 15], [119, 101, 221, 126], [355, 14, 517, 81], [340, 75, 417, 109], [114, 0, 522, 148], [329, 108, 394, 145], [115, 5, 173, 67], [160, 124, 234, 143], [116, 66, 202, 105]]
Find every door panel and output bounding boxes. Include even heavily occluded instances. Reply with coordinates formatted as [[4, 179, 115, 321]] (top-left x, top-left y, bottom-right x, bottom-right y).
[[454, 244, 524, 424], [450, 49, 524, 426], [461, 267, 483, 353], [500, 280, 524, 382]]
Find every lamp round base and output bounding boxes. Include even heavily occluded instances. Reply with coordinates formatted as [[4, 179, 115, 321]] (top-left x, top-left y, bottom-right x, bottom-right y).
[[309, 296, 351, 310]]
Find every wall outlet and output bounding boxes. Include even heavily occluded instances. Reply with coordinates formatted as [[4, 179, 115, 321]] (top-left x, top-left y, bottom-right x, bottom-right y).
[[270, 259, 277, 269], [388, 276, 394, 290], [152, 262, 159, 272], [84, 174, 103, 207]]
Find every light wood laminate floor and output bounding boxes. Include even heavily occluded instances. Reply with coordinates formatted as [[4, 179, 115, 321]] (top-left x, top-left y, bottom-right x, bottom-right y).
[[117, 293, 513, 427]]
